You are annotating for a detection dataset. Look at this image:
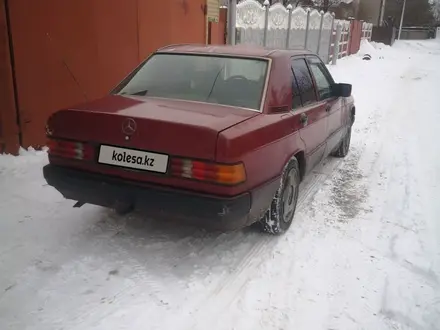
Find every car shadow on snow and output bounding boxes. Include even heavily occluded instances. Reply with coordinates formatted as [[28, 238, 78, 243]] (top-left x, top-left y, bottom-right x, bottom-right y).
[[78, 207, 264, 281], [72, 154, 353, 282]]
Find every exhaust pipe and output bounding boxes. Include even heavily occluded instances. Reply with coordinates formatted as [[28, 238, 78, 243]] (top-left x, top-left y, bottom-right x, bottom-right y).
[[114, 200, 134, 215], [73, 201, 85, 208]]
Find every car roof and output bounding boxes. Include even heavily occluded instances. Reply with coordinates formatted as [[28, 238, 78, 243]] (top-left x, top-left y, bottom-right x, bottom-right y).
[[156, 44, 314, 59]]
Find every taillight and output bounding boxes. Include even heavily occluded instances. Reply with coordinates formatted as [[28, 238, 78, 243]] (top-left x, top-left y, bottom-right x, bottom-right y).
[[47, 139, 93, 160], [170, 158, 246, 185]]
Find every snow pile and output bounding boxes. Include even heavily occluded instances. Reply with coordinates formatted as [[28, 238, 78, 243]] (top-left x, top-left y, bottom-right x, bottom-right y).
[[357, 39, 390, 60], [370, 41, 390, 50], [358, 39, 377, 57], [393, 39, 440, 55], [0, 147, 47, 174]]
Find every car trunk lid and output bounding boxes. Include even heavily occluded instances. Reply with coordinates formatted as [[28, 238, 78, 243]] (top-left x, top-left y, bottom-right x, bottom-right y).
[[48, 95, 259, 162]]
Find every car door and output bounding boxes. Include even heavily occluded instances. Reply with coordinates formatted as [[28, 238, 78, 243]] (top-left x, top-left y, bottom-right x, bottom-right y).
[[290, 57, 328, 173], [306, 56, 344, 156]]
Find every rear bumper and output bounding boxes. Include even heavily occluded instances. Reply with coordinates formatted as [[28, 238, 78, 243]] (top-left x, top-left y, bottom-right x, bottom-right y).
[[43, 165, 276, 230]]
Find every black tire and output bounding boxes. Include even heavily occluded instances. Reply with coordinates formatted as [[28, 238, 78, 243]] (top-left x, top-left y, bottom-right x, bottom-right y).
[[332, 126, 352, 158], [259, 158, 300, 235]]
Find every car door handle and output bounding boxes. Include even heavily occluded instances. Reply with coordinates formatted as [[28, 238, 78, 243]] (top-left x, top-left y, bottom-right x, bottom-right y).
[[300, 113, 308, 126], [325, 105, 331, 112]]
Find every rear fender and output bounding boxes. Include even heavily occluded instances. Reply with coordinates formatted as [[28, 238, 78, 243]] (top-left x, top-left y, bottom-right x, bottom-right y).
[[246, 151, 304, 226], [282, 149, 305, 181]]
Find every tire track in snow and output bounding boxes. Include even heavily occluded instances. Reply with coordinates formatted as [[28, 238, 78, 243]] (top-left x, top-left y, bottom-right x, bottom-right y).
[[184, 154, 360, 330], [177, 159, 346, 330], [373, 63, 440, 292]]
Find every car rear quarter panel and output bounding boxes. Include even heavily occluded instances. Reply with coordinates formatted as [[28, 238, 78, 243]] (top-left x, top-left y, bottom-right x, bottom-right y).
[[263, 55, 292, 113], [217, 114, 305, 192]]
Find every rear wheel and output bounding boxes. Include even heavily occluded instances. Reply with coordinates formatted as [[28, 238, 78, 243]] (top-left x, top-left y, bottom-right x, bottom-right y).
[[259, 159, 300, 235], [332, 126, 352, 158]]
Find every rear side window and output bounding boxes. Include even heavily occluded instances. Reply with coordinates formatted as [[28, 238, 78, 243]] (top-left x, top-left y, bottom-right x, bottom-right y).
[[291, 59, 317, 106], [291, 72, 302, 110]]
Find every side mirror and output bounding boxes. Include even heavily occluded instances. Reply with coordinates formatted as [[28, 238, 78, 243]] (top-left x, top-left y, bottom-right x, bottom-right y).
[[333, 83, 352, 97]]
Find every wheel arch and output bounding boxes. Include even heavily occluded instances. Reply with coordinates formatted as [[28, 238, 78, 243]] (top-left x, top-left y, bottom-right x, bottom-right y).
[[283, 150, 306, 182]]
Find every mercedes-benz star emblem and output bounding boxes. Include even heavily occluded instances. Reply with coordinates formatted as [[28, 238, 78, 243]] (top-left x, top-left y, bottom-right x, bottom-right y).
[[122, 118, 137, 135]]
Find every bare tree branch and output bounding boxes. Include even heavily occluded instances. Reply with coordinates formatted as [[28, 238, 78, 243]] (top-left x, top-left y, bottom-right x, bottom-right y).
[[432, 0, 440, 21]]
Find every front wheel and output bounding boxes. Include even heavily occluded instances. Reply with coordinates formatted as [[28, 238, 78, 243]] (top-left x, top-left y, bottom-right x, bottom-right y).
[[259, 159, 300, 235], [332, 126, 352, 158]]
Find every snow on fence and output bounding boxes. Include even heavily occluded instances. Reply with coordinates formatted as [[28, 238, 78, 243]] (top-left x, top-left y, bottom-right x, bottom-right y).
[[235, 0, 336, 63], [233, 0, 370, 64], [362, 22, 373, 41], [338, 20, 350, 57], [328, 20, 345, 63]]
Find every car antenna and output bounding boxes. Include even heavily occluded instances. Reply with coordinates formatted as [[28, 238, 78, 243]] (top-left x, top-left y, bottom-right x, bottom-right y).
[[46, 32, 88, 102]]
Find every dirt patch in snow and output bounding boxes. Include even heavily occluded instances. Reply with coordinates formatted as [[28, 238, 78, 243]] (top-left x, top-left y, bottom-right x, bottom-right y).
[[330, 150, 370, 220]]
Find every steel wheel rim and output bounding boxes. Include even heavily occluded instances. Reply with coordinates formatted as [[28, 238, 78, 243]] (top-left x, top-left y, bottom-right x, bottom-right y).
[[281, 169, 298, 223]]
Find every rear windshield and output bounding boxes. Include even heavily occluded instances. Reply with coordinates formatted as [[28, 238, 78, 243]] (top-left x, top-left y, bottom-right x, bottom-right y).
[[113, 53, 268, 111]]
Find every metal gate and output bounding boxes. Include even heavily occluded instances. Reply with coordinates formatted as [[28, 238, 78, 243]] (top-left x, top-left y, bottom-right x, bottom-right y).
[[0, 0, 19, 154]]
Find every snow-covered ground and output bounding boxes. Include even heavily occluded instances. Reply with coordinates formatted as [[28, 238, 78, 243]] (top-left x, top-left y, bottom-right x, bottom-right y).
[[1, 39, 440, 330]]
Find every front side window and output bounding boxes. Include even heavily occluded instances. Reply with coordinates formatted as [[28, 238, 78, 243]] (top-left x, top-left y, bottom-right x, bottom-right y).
[[307, 57, 334, 100], [114, 54, 268, 111]]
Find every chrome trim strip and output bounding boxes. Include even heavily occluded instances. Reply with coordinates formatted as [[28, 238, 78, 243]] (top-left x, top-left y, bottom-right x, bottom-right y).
[[260, 58, 272, 113], [291, 101, 327, 114]]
